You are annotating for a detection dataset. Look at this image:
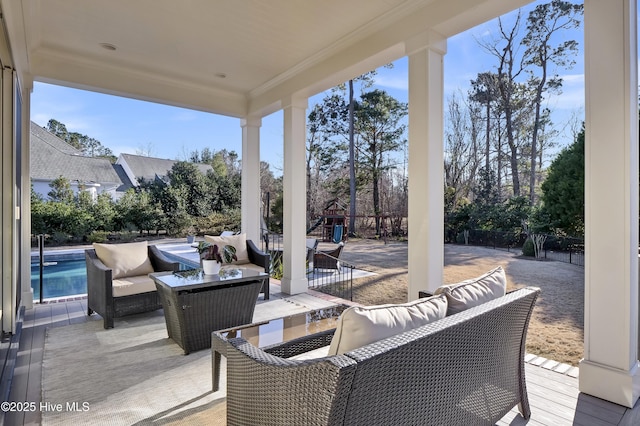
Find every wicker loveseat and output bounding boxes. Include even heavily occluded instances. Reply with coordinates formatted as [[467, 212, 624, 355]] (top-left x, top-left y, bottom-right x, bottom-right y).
[[214, 281, 539, 425], [86, 241, 179, 329]]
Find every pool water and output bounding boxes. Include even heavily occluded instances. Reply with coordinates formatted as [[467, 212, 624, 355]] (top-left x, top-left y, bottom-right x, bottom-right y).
[[31, 257, 193, 301], [31, 259, 87, 300]]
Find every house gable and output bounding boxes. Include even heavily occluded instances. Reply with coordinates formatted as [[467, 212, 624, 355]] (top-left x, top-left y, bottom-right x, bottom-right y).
[[30, 121, 123, 199]]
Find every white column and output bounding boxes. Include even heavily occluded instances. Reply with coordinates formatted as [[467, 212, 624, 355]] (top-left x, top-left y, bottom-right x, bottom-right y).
[[241, 116, 262, 244], [406, 32, 446, 301], [21, 79, 33, 310], [1, 67, 15, 332], [580, 0, 640, 408], [281, 95, 308, 295]]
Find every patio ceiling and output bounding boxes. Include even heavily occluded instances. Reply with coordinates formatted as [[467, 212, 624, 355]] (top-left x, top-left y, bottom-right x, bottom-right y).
[[2, 0, 531, 118]]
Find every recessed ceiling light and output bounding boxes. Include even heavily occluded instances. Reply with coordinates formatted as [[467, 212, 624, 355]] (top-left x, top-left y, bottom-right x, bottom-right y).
[[99, 43, 117, 51], [215, 73, 227, 79]]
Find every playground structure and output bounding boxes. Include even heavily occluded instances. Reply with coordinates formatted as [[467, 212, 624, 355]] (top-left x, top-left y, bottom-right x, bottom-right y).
[[307, 199, 348, 243], [306, 199, 404, 242]]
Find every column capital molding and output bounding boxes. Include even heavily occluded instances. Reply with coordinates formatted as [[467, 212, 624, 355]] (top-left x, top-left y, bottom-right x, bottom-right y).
[[405, 30, 447, 56], [280, 94, 308, 111], [241, 116, 262, 128]]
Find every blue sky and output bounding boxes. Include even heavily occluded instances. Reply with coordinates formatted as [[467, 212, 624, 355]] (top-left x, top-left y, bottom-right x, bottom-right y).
[[31, 0, 586, 175]]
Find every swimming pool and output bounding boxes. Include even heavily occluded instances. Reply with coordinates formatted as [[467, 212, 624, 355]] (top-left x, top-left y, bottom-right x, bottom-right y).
[[31, 259, 88, 300], [31, 253, 193, 301]]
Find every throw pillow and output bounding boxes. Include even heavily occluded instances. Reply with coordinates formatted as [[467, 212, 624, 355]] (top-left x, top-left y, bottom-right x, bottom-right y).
[[93, 241, 154, 279], [204, 233, 250, 264], [434, 266, 507, 315], [328, 294, 448, 355]]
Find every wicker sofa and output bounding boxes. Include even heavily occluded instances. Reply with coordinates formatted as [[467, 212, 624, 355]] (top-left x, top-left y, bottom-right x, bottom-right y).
[[85, 242, 179, 329], [214, 283, 540, 425]]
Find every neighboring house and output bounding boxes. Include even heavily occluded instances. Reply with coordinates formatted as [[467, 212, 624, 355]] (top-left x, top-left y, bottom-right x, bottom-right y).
[[30, 122, 124, 201], [116, 153, 213, 188], [30, 123, 214, 201]]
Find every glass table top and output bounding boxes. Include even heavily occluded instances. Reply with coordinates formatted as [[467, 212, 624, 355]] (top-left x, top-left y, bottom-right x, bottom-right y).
[[219, 304, 348, 348], [150, 267, 268, 291]]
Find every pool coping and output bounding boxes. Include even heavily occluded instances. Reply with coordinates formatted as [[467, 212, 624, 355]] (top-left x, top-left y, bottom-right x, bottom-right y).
[[31, 248, 86, 263]]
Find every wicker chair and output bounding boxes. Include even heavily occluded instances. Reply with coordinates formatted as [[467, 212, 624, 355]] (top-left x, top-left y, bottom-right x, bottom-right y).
[[85, 245, 179, 329], [313, 242, 344, 272], [214, 287, 540, 426], [203, 237, 270, 300]]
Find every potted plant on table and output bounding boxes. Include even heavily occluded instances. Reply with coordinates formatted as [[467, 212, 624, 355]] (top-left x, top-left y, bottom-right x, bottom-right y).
[[196, 241, 237, 275]]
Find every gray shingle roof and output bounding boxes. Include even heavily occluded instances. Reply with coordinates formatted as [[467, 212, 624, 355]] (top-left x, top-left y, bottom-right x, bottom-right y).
[[119, 153, 213, 184], [112, 163, 135, 192], [30, 122, 82, 155], [30, 121, 122, 185]]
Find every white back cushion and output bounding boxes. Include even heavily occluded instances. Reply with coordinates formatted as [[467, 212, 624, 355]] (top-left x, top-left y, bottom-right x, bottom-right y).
[[434, 266, 507, 315], [204, 233, 249, 264], [328, 294, 448, 355], [93, 241, 154, 279]]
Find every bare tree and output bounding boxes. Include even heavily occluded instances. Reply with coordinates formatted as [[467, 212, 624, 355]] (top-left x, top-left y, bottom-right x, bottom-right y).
[[522, 0, 583, 204], [444, 93, 476, 205], [479, 12, 527, 197]]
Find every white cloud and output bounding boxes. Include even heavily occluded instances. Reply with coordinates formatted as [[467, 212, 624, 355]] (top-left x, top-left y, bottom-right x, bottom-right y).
[[110, 144, 140, 157], [548, 73, 585, 111], [561, 74, 584, 84], [171, 111, 199, 122], [374, 75, 408, 91]]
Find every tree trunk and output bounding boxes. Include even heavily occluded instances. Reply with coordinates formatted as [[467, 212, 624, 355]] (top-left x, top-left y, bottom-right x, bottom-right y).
[[529, 71, 546, 205], [485, 101, 491, 172], [373, 170, 381, 235], [348, 79, 357, 237]]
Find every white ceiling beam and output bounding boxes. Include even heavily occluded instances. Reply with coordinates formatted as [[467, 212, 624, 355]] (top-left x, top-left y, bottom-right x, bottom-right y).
[[32, 50, 248, 117], [248, 0, 533, 117]]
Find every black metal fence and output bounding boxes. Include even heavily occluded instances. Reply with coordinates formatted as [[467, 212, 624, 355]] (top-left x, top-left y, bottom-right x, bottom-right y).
[[307, 255, 354, 302], [263, 232, 353, 301], [451, 229, 585, 267], [539, 235, 585, 267]]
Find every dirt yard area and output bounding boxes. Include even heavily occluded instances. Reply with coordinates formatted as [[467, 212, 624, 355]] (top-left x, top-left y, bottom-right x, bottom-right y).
[[337, 239, 584, 366]]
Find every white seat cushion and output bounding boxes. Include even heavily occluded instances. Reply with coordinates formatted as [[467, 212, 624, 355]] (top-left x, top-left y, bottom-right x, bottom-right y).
[[112, 275, 157, 297], [93, 241, 154, 279], [224, 263, 264, 273], [204, 233, 250, 264], [328, 294, 448, 355], [434, 266, 507, 315], [289, 346, 331, 361]]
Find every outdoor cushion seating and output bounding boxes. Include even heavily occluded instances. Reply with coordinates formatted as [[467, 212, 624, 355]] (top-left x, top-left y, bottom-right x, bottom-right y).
[[434, 265, 507, 314], [204, 233, 270, 299], [313, 242, 344, 272], [215, 269, 537, 425], [86, 241, 179, 329], [328, 293, 448, 355], [303, 267, 505, 358]]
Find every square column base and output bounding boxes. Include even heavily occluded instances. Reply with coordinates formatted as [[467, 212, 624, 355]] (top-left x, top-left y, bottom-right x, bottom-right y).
[[579, 359, 640, 408], [22, 288, 33, 310], [280, 277, 308, 295]]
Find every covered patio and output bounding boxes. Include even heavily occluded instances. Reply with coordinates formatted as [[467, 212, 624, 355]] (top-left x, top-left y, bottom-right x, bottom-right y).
[[1, 0, 639, 422], [5, 293, 638, 425]]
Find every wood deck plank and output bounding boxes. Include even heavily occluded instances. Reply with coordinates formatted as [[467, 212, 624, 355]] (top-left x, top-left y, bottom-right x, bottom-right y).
[[49, 302, 71, 327], [66, 300, 89, 325]]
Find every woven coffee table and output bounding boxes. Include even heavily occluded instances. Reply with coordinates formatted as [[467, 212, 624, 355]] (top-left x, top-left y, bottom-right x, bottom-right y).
[[151, 268, 269, 354]]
